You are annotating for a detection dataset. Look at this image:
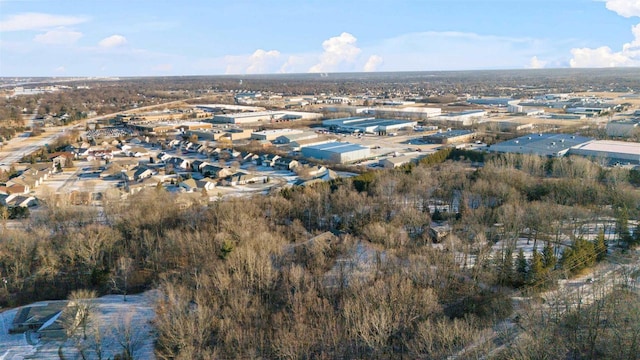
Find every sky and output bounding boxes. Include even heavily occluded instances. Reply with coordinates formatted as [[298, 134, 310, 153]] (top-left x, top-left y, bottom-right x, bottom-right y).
[[0, 0, 639, 76]]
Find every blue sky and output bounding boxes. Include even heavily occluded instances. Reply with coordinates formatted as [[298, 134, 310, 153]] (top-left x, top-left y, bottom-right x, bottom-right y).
[[1, 0, 639, 76]]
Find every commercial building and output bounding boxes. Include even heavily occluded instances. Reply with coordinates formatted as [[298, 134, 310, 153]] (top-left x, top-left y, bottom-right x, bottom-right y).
[[467, 98, 513, 106], [251, 129, 303, 141], [488, 133, 593, 157], [380, 153, 426, 168], [432, 110, 487, 125], [322, 117, 417, 134], [176, 122, 213, 131], [423, 129, 477, 144], [569, 140, 640, 165], [196, 104, 266, 113], [213, 110, 321, 124], [274, 131, 318, 144], [361, 107, 442, 119], [606, 120, 639, 137], [289, 137, 336, 151], [302, 142, 371, 164]]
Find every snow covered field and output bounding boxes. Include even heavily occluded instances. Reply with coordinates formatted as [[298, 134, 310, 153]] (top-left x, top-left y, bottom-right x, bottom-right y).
[[0, 291, 157, 360]]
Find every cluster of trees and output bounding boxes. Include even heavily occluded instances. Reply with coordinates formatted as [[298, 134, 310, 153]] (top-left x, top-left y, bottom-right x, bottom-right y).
[[0, 146, 638, 357], [499, 286, 640, 359]]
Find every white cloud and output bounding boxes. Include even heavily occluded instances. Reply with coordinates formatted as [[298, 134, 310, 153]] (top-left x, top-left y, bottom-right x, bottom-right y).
[[0, 12, 88, 32], [33, 28, 82, 45], [309, 32, 362, 72], [54, 66, 65, 73], [246, 49, 281, 74], [569, 2, 640, 67], [223, 49, 282, 74], [363, 55, 383, 72], [527, 56, 548, 69], [279, 55, 306, 73], [98, 35, 127, 48], [570, 46, 638, 67], [604, 0, 640, 18]]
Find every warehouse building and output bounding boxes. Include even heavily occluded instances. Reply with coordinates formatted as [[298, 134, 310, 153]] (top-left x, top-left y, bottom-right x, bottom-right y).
[[606, 120, 639, 138], [322, 117, 416, 134], [302, 142, 371, 164], [274, 131, 318, 144], [196, 104, 266, 113], [251, 129, 303, 141], [213, 110, 321, 124], [488, 133, 593, 157], [361, 107, 442, 119], [423, 129, 477, 144], [569, 140, 640, 165], [289, 137, 336, 151], [432, 110, 487, 125], [467, 97, 513, 106]]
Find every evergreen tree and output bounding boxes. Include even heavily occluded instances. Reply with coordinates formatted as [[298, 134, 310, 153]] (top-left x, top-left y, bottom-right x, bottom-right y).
[[542, 241, 557, 270], [516, 248, 528, 286], [529, 247, 545, 286], [615, 207, 632, 245], [498, 247, 514, 286], [595, 229, 607, 261]]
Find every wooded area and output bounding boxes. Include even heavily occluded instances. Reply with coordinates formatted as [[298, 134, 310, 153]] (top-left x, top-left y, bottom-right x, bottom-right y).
[[0, 148, 638, 358]]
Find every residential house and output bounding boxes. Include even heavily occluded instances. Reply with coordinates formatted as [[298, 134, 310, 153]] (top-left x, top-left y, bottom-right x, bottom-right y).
[[200, 164, 232, 179], [47, 152, 75, 168], [274, 157, 299, 170], [259, 154, 281, 167], [179, 178, 198, 192], [191, 160, 205, 172], [5, 178, 30, 193], [157, 152, 173, 162], [127, 146, 149, 157], [133, 166, 156, 181], [222, 172, 267, 186], [196, 178, 217, 191], [0, 184, 27, 195], [240, 152, 259, 164], [4, 195, 37, 207], [165, 157, 191, 170]]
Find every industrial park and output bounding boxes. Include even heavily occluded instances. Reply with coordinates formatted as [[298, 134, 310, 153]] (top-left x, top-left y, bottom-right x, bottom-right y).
[[1, 69, 640, 360]]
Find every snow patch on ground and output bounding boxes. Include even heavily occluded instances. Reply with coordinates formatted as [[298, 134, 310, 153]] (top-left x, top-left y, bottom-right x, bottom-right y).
[[0, 291, 158, 360]]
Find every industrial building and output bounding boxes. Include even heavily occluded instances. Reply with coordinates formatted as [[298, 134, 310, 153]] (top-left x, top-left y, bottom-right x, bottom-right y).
[[361, 107, 442, 119], [432, 110, 487, 125], [289, 137, 336, 151], [423, 129, 477, 144], [507, 101, 544, 116], [302, 142, 371, 164], [196, 104, 266, 113], [379, 153, 426, 168], [606, 120, 639, 137], [251, 129, 303, 141], [187, 128, 253, 141], [467, 98, 513, 106], [488, 133, 593, 157], [274, 131, 318, 144], [212, 110, 321, 124], [176, 122, 213, 131], [569, 140, 640, 165], [322, 117, 417, 134]]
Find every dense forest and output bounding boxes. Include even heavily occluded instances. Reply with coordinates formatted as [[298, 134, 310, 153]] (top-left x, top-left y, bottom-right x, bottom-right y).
[[0, 149, 639, 358]]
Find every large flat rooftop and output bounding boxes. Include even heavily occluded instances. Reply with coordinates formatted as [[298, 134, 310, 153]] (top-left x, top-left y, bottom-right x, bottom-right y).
[[306, 142, 369, 153], [571, 140, 640, 157], [488, 133, 593, 157]]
